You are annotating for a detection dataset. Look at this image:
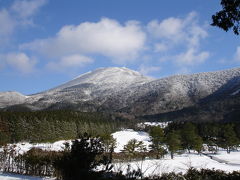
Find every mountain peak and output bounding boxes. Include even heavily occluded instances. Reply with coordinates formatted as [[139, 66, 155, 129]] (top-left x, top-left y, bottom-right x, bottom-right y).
[[0, 91, 27, 108], [54, 67, 153, 90], [74, 67, 146, 79]]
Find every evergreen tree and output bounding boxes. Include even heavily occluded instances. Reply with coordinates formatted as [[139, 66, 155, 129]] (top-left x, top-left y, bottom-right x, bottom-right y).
[[192, 135, 203, 154], [123, 139, 146, 156], [100, 133, 116, 153], [221, 124, 239, 153], [53, 133, 112, 180], [149, 126, 166, 158], [166, 131, 181, 159], [181, 122, 202, 153]]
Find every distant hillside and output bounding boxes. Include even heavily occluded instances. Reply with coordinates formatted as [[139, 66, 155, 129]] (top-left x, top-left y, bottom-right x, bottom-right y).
[[1, 67, 240, 122]]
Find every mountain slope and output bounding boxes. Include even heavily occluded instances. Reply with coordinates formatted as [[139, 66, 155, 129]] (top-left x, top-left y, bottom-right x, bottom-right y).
[[0, 91, 27, 108], [100, 68, 240, 115], [24, 67, 153, 110], [1, 67, 240, 122]]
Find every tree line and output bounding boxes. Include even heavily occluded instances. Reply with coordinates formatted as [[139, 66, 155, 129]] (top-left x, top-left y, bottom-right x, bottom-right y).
[[0, 110, 131, 145], [131, 121, 240, 159], [116, 121, 240, 161]]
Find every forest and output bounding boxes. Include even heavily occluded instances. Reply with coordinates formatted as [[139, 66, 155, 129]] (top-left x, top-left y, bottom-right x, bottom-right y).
[[0, 110, 132, 145]]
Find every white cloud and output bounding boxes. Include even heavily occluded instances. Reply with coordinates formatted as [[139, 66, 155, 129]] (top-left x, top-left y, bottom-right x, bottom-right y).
[[7, 12, 210, 73], [3, 52, 37, 73], [175, 48, 209, 65], [234, 46, 240, 62], [0, 0, 47, 45], [21, 18, 146, 64], [11, 0, 47, 19], [139, 64, 161, 76], [147, 12, 209, 67], [46, 54, 93, 72], [154, 43, 168, 52], [0, 9, 15, 44], [186, 24, 208, 48], [147, 18, 183, 41], [147, 12, 208, 49], [0, 9, 15, 36], [0, 1, 47, 74]]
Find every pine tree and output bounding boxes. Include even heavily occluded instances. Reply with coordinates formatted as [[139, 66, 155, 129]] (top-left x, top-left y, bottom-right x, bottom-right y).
[[192, 135, 203, 154], [123, 139, 146, 156], [221, 124, 239, 153], [181, 122, 202, 153], [149, 126, 166, 158], [166, 131, 181, 159], [100, 133, 116, 153], [53, 133, 112, 180]]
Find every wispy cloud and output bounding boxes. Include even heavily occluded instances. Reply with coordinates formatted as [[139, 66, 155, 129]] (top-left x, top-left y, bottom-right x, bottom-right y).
[[11, 0, 47, 19], [46, 54, 94, 72], [175, 48, 209, 65], [147, 12, 209, 67], [0, 0, 47, 43], [0, 9, 15, 44], [147, 12, 208, 48], [0, 0, 47, 74], [139, 64, 161, 76], [1, 52, 37, 74], [234, 46, 240, 62]]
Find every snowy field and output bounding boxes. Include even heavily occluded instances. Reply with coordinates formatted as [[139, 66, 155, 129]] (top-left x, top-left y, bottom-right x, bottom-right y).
[[111, 129, 240, 176], [0, 172, 54, 180], [2, 140, 73, 154], [1, 129, 240, 179], [112, 153, 240, 177], [211, 151, 240, 164], [112, 129, 151, 152], [2, 129, 151, 154]]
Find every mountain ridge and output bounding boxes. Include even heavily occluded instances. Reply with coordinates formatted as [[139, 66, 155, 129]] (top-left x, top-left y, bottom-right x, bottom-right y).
[[1, 67, 240, 122]]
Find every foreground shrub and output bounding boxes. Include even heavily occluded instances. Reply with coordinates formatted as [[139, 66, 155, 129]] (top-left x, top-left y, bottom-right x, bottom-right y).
[[53, 133, 112, 180]]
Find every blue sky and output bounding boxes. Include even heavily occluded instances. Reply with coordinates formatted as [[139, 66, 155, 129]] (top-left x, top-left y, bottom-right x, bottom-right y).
[[0, 0, 239, 95]]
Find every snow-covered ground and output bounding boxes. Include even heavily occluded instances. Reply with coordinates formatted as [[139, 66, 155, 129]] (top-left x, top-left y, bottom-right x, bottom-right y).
[[1, 129, 151, 154], [1, 129, 240, 179], [112, 153, 240, 177], [112, 129, 151, 152], [1, 151, 240, 179], [111, 130, 240, 176], [0, 140, 72, 155], [0, 172, 54, 180], [211, 151, 240, 164], [16, 140, 71, 153]]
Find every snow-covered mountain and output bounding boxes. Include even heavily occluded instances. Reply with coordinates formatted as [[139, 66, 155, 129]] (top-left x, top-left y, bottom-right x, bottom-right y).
[[0, 91, 28, 108], [1, 67, 240, 119], [24, 67, 153, 110], [100, 67, 240, 115], [53, 67, 152, 90]]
